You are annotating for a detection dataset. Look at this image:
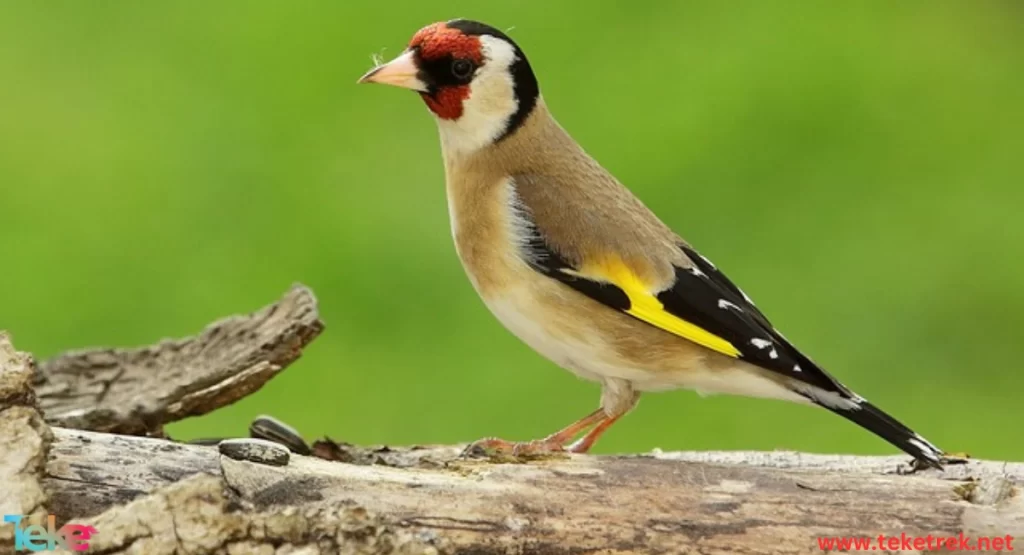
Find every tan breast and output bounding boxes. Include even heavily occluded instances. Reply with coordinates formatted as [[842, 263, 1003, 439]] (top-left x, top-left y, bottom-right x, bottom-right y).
[[445, 170, 524, 296]]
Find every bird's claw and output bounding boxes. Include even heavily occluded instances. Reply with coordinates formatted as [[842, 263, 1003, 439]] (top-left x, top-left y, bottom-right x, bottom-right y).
[[460, 437, 514, 458], [461, 437, 567, 460], [511, 439, 566, 457], [902, 452, 970, 474]]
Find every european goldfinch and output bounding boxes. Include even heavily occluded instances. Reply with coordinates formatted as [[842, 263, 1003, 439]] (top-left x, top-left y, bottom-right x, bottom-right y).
[[358, 19, 945, 467]]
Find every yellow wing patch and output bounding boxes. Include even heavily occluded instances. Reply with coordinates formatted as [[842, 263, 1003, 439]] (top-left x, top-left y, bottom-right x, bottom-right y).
[[571, 257, 741, 358]]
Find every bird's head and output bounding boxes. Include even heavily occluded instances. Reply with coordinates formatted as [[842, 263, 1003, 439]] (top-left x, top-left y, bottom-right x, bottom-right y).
[[358, 20, 540, 156]]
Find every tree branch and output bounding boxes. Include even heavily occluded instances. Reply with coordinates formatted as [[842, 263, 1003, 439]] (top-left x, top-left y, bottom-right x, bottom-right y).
[[1, 288, 1021, 554]]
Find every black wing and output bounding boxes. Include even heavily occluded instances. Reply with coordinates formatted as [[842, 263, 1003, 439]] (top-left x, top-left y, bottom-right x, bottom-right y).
[[666, 243, 852, 395], [523, 214, 849, 395]]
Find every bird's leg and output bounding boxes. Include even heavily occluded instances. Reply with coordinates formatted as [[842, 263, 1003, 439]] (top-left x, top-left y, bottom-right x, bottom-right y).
[[565, 412, 624, 453], [511, 408, 606, 455], [464, 408, 605, 457], [566, 386, 641, 453], [465, 383, 640, 458]]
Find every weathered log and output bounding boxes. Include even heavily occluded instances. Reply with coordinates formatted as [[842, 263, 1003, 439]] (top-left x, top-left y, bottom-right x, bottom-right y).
[[2, 290, 1022, 555], [35, 426, 1024, 554]]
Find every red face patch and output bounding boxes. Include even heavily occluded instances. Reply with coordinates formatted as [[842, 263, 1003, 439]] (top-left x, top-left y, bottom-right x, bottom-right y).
[[408, 22, 482, 120], [409, 22, 483, 64], [420, 86, 470, 120]]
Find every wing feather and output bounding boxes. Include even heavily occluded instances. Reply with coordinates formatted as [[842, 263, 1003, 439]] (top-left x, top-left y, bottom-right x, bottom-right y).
[[522, 218, 849, 395]]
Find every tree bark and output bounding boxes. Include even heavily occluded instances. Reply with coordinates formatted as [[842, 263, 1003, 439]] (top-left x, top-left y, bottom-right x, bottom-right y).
[[1, 287, 1021, 555]]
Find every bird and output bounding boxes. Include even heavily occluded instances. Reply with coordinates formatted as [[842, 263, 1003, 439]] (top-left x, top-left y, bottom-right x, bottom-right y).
[[357, 19, 946, 467]]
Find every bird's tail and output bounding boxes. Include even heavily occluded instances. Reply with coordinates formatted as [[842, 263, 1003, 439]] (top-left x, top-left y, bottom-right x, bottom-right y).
[[824, 399, 944, 468]]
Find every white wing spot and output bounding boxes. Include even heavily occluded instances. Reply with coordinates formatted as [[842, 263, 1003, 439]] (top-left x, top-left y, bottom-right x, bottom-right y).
[[688, 266, 706, 277], [718, 299, 741, 311], [790, 383, 862, 410], [908, 438, 941, 461], [913, 433, 941, 453], [793, 364, 802, 373], [749, 338, 778, 359]]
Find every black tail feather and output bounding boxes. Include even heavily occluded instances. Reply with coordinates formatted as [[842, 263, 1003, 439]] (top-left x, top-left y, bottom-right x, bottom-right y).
[[824, 400, 944, 468]]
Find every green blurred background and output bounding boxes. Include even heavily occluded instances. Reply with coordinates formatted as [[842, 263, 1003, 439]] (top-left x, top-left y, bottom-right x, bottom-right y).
[[2, 2, 1021, 461]]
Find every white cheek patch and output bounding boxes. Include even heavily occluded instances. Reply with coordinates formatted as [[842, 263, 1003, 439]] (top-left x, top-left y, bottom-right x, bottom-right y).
[[436, 35, 520, 157]]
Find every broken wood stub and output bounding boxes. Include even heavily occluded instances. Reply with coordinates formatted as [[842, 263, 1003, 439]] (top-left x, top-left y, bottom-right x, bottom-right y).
[[32, 284, 323, 436]]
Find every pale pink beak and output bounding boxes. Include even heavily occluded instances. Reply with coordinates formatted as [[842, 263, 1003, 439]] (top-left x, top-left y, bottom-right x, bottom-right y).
[[357, 50, 427, 92]]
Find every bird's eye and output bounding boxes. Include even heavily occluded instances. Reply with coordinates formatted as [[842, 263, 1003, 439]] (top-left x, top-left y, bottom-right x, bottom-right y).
[[451, 59, 475, 80]]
